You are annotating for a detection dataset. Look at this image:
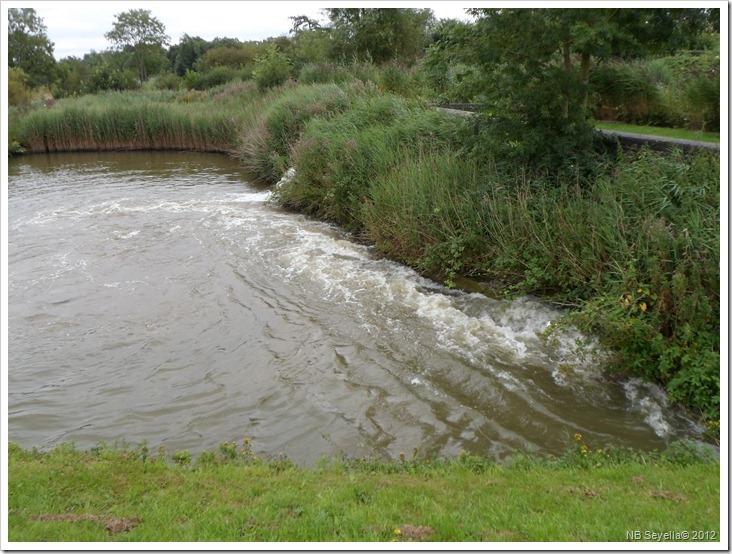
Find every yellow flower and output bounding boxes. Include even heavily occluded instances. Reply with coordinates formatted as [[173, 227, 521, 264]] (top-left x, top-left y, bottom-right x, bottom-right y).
[[394, 529, 402, 536], [574, 433, 582, 442]]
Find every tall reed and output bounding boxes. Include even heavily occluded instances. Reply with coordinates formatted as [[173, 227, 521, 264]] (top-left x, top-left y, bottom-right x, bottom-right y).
[[236, 82, 359, 183], [13, 90, 242, 154], [360, 142, 719, 417], [276, 93, 464, 230]]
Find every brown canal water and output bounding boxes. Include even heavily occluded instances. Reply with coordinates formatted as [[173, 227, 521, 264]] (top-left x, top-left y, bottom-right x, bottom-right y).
[[7, 152, 703, 463]]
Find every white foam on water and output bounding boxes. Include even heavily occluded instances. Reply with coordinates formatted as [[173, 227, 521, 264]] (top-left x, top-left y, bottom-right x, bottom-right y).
[[623, 378, 672, 437], [232, 176, 688, 434], [271, 220, 584, 386], [222, 190, 272, 203], [115, 230, 140, 239], [275, 167, 296, 190]]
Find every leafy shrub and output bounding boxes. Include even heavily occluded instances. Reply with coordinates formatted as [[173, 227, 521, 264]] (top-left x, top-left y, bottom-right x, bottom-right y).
[[183, 67, 248, 90], [9, 67, 33, 106], [152, 71, 182, 91], [253, 45, 293, 91], [82, 64, 138, 94], [198, 45, 258, 71]]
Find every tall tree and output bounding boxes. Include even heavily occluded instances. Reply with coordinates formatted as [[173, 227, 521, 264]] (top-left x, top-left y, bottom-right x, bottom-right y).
[[105, 9, 170, 82], [168, 34, 208, 76], [323, 8, 435, 65], [8, 8, 56, 87]]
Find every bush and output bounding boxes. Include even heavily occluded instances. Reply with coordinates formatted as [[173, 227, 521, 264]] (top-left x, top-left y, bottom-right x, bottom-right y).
[[183, 67, 249, 90], [82, 64, 138, 94], [252, 45, 292, 91], [152, 72, 182, 91], [9, 67, 34, 106]]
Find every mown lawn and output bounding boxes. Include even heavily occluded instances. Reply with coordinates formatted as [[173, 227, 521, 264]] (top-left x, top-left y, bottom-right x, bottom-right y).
[[7, 441, 720, 543], [595, 121, 720, 143]]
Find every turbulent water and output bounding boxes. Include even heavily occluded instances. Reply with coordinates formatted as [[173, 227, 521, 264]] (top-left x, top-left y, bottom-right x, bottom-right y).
[[7, 152, 702, 463]]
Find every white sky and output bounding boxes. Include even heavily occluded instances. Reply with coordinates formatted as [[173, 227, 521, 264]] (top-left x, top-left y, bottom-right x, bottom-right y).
[[5, 1, 474, 60]]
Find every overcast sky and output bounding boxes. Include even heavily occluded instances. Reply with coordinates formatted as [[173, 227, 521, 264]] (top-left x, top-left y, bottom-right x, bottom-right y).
[[6, 1, 474, 60]]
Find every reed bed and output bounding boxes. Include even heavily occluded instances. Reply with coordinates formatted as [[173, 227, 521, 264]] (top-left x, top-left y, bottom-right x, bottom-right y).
[[13, 90, 244, 154], [366, 146, 719, 417]]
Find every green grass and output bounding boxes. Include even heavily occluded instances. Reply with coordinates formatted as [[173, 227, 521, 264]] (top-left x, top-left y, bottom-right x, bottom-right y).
[[596, 121, 720, 144], [7, 440, 720, 543]]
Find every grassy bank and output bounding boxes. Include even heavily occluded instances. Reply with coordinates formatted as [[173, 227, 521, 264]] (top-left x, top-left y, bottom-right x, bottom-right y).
[[8, 81, 721, 421], [7, 440, 720, 543], [596, 121, 720, 144]]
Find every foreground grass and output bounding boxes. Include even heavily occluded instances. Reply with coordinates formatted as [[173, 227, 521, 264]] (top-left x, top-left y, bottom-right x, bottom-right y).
[[596, 121, 720, 144], [8, 441, 720, 543]]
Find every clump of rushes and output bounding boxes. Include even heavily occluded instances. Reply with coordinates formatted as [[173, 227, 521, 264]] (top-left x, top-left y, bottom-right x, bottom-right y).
[[276, 93, 465, 231], [236, 82, 359, 183], [363, 147, 484, 282], [13, 90, 240, 154]]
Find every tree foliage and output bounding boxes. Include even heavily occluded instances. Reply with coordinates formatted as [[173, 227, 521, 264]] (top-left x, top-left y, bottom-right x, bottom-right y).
[[8, 8, 56, 87], [169, 34, 209, 76], [105, 9, 170, 82], [460, 8, 716, 176], [53, 57, 90, 98], [8, 67, 33, 105], [310, 8, 435, 66], [252, 45, 292, 91]]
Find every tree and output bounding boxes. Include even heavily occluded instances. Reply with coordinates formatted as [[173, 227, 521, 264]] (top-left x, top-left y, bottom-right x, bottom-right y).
[[422, 18, 480, 102], [8, 8, 56, 87], [54, 56, 90, 97], [322, 8, 435, 65], [461, 8, 714, 175], [168, 34, 208, 76], [105, 9, 170, 82]]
